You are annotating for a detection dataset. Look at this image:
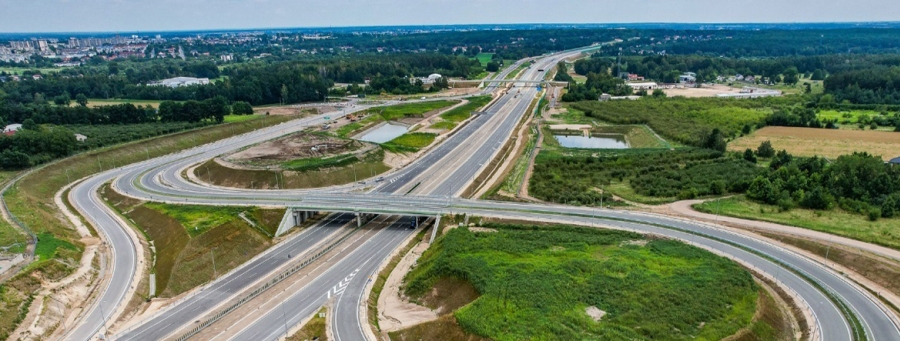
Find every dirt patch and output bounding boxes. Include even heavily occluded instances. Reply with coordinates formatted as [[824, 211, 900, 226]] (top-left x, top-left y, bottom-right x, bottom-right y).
[[388, 315, 489, 341], [255, 106, 319, 116], [468, 227, 497, 233], [663, 84, 741, 98], [729, 126, 900, 161], [585, 306, 606, 322], [548, 124, 591, 131], [619, 239, 649, 247], [226, 132, 364, 166], [417, 277, 480, 315], [378, 241, 438, 332]]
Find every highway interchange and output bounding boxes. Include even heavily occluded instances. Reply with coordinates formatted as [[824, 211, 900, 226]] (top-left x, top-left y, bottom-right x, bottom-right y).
[[60, 47, 900, 341]]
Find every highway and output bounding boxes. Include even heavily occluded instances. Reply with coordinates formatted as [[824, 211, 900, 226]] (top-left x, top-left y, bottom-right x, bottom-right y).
[[60, 44, 899, 341]]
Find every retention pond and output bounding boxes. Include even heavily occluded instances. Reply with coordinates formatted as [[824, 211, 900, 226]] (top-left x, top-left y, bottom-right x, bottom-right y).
[[554, 134, 629, 149], [358, 123, 408, 143]]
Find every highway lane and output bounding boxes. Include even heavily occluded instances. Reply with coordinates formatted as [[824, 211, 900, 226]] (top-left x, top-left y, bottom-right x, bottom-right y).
[[113, 213, 354, 341], [226, 217, 417, 341], [68, 44, 900, 341], [96, 60, 533, 340]]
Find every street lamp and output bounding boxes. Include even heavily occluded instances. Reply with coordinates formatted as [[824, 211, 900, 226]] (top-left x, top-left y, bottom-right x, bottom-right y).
[[210, 247, 217, 279]]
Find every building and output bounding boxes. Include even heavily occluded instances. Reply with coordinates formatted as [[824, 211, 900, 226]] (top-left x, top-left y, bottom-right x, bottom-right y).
[[679, 72, 697, 84], [598, 93, 612, 102], [716, 87, 782, 99], [75, 134, 88, 142], [890, 157, 900, 165], [220, 54, 233, 62], [626, 82, 658, 91], [3, 124, 22, 135], [148, 77, 210, 88]]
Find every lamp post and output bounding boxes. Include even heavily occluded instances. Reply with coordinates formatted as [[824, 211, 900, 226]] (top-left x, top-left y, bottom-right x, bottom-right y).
[[210, 247, 217, 279]]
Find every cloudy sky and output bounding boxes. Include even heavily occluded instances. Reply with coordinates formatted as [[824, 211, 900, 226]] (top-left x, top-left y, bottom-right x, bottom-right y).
[[1, 0, 898, 33]]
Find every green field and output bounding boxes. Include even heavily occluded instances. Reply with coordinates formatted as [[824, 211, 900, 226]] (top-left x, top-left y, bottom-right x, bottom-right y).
[[382, 132, 437, 153], [83, 98, 165, 108], [570, 97, 791, 146], [370, 100, 458, 121], [336, 115, 383, 138], [0, 67, 65, 75], [473, 53, 495, 66], [197, 150, 390, 189], [402, 223, 758, 341], [694, 196, 900, 250], [440, 96, 492, 123], [430, 121, 457, 130]]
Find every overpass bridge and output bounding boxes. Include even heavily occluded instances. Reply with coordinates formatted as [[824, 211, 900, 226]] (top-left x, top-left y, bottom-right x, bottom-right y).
[[450, 79, 569, 88]]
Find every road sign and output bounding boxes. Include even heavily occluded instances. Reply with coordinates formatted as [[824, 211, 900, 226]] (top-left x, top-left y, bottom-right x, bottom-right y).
[[324, 116, 330, 120]]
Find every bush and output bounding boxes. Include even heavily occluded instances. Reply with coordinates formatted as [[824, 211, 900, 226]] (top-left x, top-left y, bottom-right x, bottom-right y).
[[756, 140, 775, 158], [868, 208, 882, 221]]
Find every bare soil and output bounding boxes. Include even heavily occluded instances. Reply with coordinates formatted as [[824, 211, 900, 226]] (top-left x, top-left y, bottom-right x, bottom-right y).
[[226, 132, 363, 166], [662, 84, 741, 98], [729, 126, 900, 161]]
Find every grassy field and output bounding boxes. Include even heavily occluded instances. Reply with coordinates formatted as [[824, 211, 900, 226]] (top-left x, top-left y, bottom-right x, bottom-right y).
[[588, 125, 670, 149], [370, 100, 458, 121], [473, 53, 495, 66], [0, 67, 65, 75], [570, 97, 790, 146], [440, 96, 492, 123], [223, 114, 259, 123], [694, 196, 900, 250], [382, 132, 437, 153], [336, 115, 383, 138], [549, 106, 594, 124], [728, 126, 900, 161], [197, 150, 390, 189], [81, 98, 165, 108], [103, 186, 281, 297], [505, 63, 529, 80], [402, 223, 758, 341], [429, 121, 458, 130]]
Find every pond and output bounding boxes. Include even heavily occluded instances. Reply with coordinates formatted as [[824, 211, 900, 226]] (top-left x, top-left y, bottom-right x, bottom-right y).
[[358, 123, 408, 143], [554, 134, 629, 149]]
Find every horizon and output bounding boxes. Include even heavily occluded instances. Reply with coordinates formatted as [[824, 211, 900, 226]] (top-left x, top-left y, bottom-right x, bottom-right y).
[[1, 21, 899, 37], [2, 0, 898, 34]]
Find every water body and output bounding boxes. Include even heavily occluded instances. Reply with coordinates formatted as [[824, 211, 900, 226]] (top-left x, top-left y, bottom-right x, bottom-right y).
[[554, 134, 629, 149], [358, 123, 408, 143]]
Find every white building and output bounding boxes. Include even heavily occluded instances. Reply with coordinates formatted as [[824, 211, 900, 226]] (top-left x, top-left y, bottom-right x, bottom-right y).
[[626, 82, 658, 91], [148, 77, 210, 88], [75, 134, 87, 142], [3, 124, 22, 133]]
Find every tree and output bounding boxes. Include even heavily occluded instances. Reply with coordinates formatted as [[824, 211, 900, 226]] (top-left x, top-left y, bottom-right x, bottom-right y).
[[743, 149, 757, 163], [801, 186, 835, 210], [75, 93, 89, 107], [810, 69, 827, 81], [486, 61, 500, 72], [770, 150, 793, 170], [703, 128, 727, 152], [232, 101, 254, 115], [53, 93, 71, 106], [651, 89, 667, 98], [782, 67, 800, 85], [22, 119, 38, 131], [741, 124, 752, 135], [756, 140, 775, 158]]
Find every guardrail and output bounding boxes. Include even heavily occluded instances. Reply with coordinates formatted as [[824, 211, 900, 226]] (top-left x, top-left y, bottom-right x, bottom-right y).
[[173, 225, 361, 341]]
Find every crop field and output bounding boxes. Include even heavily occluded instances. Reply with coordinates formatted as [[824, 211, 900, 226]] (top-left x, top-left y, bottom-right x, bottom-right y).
[[695, 196, 900, 250], [440, 96, 492, 123], [728, 126, 900, 161], [402, 223, 759, 341], [103, 186, 281, 297], [83, 98, 165, 108], [382, 132, 436, 153], [570, 97, 790, 146], [530, 148, 760, 205]]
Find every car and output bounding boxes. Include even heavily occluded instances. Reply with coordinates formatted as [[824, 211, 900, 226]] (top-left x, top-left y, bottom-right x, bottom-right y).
[[357, 181, 366, 185], [375, 176, 385, 182]]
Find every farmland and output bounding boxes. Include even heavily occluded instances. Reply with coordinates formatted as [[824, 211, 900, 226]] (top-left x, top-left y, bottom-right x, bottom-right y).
[[728, 126, 900, 161], [400, 223, 760, 341], [102, 185, 282, 297], [569, 97, 788, 146], [529, 148, 759, 205]]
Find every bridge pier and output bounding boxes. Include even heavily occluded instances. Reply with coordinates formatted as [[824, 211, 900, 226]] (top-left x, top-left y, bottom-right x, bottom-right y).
[[277, 209, 318, 237]]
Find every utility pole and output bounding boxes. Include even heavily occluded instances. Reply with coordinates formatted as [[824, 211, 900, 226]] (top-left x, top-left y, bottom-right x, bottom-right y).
[[65, 168, 71, 183], [205, 166, 211, 184], [97, 156, 102, 171], [145, 148, 150, 161]]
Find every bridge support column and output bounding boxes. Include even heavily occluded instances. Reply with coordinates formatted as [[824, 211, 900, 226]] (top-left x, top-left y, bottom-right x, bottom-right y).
[[356, 212, 362, 228], [429, 215, 441, 244]]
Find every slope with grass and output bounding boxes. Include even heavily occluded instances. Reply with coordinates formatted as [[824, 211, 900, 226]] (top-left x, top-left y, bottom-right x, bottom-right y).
[[401, 223, 759, 341], [694, 196, 900, 250], [382, 133, 437, 153], [102, 185, 282, 297]]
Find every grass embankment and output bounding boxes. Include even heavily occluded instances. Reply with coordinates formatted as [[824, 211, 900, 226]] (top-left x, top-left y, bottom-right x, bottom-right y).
[[0, 114, 294, 335], [694, 196, 900, 250], [398, 223, 759, 341], [368, 227, 429, 333], [102, 186, 282, 297], [429, 96, 493, 131], [197, 149, 390, 189], [728, 126, 900, 161], [382, 133, 436, 153], [287, 307, 328, 341]]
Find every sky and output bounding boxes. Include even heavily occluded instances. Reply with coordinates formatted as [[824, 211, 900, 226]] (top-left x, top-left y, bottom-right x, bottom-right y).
[[1, 0, 899, 33]]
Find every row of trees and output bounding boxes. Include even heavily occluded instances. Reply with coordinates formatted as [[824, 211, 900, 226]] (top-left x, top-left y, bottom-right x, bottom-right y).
[[747, 151, 900, 219]]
